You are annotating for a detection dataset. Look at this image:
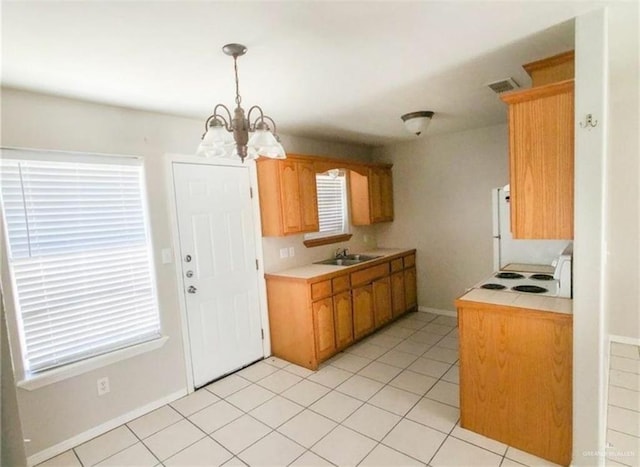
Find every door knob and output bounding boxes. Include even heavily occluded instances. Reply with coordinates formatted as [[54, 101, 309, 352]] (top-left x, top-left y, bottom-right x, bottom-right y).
[[187, 285, 197, 294]]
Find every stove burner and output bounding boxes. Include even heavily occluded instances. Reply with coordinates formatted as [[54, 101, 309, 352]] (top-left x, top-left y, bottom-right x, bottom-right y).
[[495, 272, 525, 279], [530, 274, 554, 281], [481, 283, 507, 290], [512, 285, 548, 294]]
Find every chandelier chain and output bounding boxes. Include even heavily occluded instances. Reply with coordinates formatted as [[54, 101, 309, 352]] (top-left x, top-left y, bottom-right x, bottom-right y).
[[233, 55, 242, 106]]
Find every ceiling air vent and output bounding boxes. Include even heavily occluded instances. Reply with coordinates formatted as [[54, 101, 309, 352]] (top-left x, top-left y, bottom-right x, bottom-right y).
[[487, 78, 520, 94]]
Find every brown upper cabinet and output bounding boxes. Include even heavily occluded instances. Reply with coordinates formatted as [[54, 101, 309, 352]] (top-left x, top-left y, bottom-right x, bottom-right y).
[[256, 158, 319, 236], [349, 166, 394, 225], [256, 154, 394, 236], [523, 50, 574, 87], [500, 52, 574, 240]]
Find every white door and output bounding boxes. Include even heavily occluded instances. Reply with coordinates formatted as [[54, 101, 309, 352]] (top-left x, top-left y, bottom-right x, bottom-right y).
[[173, 162, 263, 388]]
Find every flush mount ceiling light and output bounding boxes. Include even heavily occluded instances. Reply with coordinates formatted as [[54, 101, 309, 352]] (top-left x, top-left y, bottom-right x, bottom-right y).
[[197, 43, 286, 162], [401, 110, 435, 136]]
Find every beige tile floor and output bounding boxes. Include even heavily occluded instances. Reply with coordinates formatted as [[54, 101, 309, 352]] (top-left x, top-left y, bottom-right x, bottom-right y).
[[38, 312, 561, 467], [605, 341, 640, 467]]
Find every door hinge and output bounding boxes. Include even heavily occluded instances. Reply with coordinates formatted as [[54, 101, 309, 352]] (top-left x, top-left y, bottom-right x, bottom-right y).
[[261, 329, 264, 340], [255, 259, 259, 270], [250, 187, 253, 199]]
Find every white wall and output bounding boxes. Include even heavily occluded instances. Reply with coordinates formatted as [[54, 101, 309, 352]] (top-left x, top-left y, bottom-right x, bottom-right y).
[[372, 124, 509, 312], [572, 9, 608, 465], [0, 87, 372, 461], [605, 1, 639, 341]]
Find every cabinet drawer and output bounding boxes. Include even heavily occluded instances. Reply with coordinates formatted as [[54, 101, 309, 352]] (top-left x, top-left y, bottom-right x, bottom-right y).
[[311, 280, 332, 300], [351, 263, 389, 287], [390, 258, 403, 273], [403, 254, 416, 268], [332, 275, 350, 293]]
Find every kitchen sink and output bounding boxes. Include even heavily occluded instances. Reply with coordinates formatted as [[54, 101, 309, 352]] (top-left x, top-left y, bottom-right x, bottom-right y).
[[314, 254, 381, 266]]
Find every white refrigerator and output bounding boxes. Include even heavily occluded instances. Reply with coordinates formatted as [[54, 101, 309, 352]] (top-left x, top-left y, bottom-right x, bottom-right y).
[[492, 186, 571, 271]]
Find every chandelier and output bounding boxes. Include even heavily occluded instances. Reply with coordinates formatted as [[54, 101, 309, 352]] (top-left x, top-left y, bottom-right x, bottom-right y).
[[197, 43, 286, 162]]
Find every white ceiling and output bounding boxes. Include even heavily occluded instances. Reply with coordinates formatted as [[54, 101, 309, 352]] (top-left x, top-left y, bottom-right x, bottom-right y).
[[2, 1, 602, 146]]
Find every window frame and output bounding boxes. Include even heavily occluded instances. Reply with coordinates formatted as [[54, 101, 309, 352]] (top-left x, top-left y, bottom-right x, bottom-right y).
[[303, 169, 352, 247], [0, 147, 166, 390]]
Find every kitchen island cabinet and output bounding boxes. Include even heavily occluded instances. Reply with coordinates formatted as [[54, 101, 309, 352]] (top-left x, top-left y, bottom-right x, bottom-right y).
[[456, 293, 572, 466], [265, 249, 416, 369]]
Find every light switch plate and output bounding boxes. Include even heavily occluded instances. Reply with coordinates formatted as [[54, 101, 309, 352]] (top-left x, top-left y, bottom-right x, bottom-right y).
[[289, 247, 295, 257], [279, 248, 289, 258]]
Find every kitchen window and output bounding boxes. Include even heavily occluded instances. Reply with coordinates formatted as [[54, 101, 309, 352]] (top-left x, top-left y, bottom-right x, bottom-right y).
[[304, 169, 351, 245], [0, 149, 161, 382]]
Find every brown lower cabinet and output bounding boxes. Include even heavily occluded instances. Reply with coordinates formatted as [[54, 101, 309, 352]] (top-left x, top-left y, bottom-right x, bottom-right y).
[[456, 300, 572, 466], [372, 277, 392, 326], [352, 285, 374, 339], [266, 250, 417, 369], [333, 291, 353, 350], [312, 297, 336, 361]]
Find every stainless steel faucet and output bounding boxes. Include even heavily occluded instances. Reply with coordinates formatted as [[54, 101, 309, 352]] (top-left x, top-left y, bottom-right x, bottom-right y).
[[335, 248, 349, 258]]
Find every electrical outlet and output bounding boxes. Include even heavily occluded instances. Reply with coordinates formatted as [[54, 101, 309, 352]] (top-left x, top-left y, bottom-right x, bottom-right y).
[[97, 377, 110, 396], [288, 246, 295, 257], [279, 248, 289, 258]]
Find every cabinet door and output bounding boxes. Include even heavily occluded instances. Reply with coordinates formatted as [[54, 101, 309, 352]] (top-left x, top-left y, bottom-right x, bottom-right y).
[[380, 168, 394, 221], [352, 285, 374, 339], [333, 291, 354, 350], [404, 267, 417, 309], [373, 276, 392, 326], [368, 168, 384, 222], [297, 161, 320, 232], [391, 271, 406, 317], [505, 83, 574, 239], [279, 160, 302, 234], [312, 298, 336, 361]]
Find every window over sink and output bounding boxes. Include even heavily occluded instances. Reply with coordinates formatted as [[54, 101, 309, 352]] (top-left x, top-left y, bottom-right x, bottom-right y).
[[303, 169, 351, 247]]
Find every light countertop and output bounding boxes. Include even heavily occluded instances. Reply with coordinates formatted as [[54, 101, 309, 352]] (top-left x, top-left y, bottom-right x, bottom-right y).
[[265, 248, 414, 280], [457, 288, 572, 315]]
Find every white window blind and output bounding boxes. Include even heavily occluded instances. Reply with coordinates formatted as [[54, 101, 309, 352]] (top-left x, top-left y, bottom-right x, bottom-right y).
[[307, 171, 348, 239], [0, 154, 161, 374]]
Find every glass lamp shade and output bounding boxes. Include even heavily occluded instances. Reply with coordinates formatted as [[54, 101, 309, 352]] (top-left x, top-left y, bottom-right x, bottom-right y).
[[257, 142, 286, 159], [247, 127, 279, 147], [196, 125, 233, 158], [401, 111, 434, 136], [248, 128, 286, 159]]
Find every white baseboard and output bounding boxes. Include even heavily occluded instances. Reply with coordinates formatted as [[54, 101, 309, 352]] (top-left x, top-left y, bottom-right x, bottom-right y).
[[27, 388, 187, 466], [609, 334, 640, 346], [418, 306, 457, 318]]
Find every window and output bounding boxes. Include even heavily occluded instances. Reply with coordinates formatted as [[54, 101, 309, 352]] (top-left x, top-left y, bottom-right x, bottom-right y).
[[304, 169, 350, 243], [0, 150, 161, 376]]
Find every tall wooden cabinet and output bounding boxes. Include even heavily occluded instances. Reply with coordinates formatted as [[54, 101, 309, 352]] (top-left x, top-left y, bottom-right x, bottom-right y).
[[501, 80, 574, 239]]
